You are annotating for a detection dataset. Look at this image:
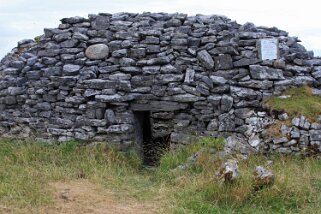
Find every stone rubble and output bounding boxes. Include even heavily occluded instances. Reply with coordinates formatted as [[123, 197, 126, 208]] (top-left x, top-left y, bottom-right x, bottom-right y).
[[254, 166, 275, 188], [216, 159, 240, 183], [263, 115, 321, 154]]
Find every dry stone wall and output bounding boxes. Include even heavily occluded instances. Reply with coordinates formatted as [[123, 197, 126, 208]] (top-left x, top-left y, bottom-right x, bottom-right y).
[[1, 12, 321, 154]]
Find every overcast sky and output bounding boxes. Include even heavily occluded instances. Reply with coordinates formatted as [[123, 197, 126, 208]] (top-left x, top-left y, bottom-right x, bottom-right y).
[[0, 0, 320, 59]]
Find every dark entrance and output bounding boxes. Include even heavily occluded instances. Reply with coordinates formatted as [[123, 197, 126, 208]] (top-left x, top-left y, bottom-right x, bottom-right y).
[[134, 111, 169, 166]]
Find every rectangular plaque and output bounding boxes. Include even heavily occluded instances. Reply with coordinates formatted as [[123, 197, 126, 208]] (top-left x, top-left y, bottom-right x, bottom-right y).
[[259, 38, 279, 60]]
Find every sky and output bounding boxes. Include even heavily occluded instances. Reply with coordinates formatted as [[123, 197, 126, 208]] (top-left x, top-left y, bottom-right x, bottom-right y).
[[0, 0, 321, 59]]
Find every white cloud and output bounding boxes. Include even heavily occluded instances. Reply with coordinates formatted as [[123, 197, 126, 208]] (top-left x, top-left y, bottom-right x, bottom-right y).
[[0, 0, 320, 58]]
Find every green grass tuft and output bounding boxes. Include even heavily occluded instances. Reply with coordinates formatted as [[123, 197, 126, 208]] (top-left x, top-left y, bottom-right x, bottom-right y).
[[264, 86, 321, 121]]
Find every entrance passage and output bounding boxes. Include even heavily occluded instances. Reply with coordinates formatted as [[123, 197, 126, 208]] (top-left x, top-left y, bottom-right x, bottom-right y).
[[134, 111, 169, 166]]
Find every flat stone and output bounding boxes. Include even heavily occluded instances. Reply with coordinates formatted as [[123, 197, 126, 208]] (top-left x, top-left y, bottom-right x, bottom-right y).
[[181, 85, 200, 96], [312, 70, 321, 79], [61, 16, 85, 24], [171, 38, 187, 46], [53, 32, 71, 42], [217, 159, 240, 183], [292, 117, 300, 127], [249, 134, 261, 147], [221, 95, 233, 112], [35, 102, 51, 111], [112, 49, 128, 58], [207, 119, 218, 131], [235, 109, 254, 120], [60, 39, 78, 48], [73, 32, 89, 41], [291, 127, 301, 138], [284, 140, 297, 147], [156, 74, 184, 84], [199, 76, 213, 88], [63, 64, 81, 75], [142, 66, 160, 74], [84, 89, 101, 97], [249, 65, 284, 80], [92, 15, 110, 30], [273, 137, 288, 144], [207, 95, 221, 105], [210, 76, 227, 85], [84, 79, 116, 89], [197, 50, 214, 69], [237, 80, 273, 90], [196, 82, 210, 95], [95, 94, 140, 102], [281, 125, 291, 135], [161, 64, 179, 74], [311, 123, 321, 130], [209, 46, 239, 55], [119, 58, 136, 66], [7, 87, 24, 96], [131, 101, 188, 111], [230, 86, 258, 100], [65, 96, 85, 104], [278, 113, 289, 121], [285, 65, 311, 74], [171, 94, 205, 102], [214, 54, 233, 70], [130, 48, 146, 59], [304, 59, 321, 66], [85, 44, 109, 60], [10, 61, 24, 70], [146, 57, 171, 65], [131, 76, 155, 87], [104, 109, 116, 125], [254, 166, 274, 187], [170, 132, 195, 144], [218, 113, 235, 132], [293, 76, 315, 86], [233, 58, 260, 67], [106, 124, 134, 134], [310, 130, 321, 141], [312, 88, 321, 97], [277, 148, 292, 154]]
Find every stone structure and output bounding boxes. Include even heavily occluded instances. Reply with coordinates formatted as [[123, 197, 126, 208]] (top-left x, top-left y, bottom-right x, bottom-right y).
[[1, 12, 321, 156]]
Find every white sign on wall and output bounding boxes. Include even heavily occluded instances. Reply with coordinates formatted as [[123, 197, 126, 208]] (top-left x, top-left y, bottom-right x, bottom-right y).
[[259, 38, 279, 60]]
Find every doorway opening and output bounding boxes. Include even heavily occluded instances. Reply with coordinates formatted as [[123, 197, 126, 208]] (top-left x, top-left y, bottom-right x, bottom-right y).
[[133, 111, 170, 166]]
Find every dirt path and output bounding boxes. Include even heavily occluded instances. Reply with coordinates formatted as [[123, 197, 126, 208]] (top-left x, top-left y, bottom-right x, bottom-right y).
[[39, 180, 159, 214]]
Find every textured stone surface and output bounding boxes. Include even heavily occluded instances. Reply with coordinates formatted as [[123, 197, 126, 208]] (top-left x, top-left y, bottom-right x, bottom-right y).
[[85, 44, 109, 60], [0, 12, 319, 155], [310, 130, 321, 141], [197, 50, 214, 69], [214, 54, 233, 70], [249, 65, 284, 80], [216, 159, 240, 183], [63, 64, 81, 75], [254, 166, 274, 187]]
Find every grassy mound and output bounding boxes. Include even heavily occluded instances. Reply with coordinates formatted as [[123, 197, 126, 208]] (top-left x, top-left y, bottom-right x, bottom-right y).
[[264, 86, 321, 121], [0, 138, 321, 213]]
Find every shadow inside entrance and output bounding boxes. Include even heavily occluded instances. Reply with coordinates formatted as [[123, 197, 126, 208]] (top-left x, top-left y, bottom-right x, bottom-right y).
[[134, 111, 170, 166]]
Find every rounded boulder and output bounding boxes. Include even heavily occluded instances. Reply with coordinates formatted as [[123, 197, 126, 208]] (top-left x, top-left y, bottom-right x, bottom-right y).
[[85, 44, 109, 60]]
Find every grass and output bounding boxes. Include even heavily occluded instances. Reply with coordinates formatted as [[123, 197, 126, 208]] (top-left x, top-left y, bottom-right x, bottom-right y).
[[1, 137, 321, 213], [264, 86, 321, 121]]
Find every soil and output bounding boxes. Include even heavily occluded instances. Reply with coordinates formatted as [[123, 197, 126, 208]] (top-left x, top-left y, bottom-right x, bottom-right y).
[[2, 180, 160, 214], [45, 180, 159, 214]]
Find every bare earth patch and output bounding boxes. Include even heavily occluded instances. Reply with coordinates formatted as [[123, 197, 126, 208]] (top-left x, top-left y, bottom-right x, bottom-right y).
[[44, 180, 159, 214], [0, 180, 160, 214]]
